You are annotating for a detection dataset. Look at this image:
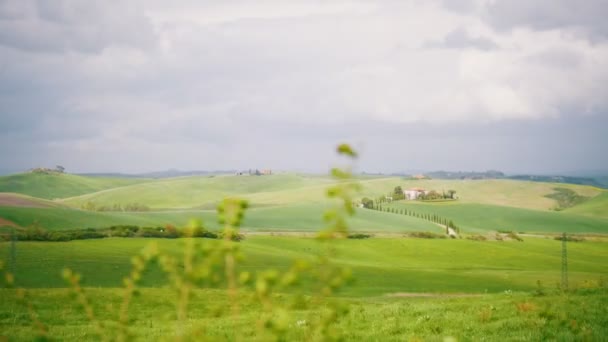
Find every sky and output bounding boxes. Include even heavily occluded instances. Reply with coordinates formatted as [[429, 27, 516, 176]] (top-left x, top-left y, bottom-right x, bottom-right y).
[[0, 0, 607, 175]]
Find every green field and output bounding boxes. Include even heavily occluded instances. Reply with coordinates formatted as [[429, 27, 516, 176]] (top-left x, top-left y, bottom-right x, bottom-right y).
[[2, 237, 606, 294]]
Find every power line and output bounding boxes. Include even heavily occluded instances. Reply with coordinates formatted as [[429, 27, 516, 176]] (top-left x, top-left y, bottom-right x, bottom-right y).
[[561, 232, 568, 291]]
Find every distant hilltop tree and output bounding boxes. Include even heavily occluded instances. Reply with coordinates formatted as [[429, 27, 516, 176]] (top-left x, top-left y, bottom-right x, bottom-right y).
[[30, 167, 63, 175], [55, 165, 65, 173]]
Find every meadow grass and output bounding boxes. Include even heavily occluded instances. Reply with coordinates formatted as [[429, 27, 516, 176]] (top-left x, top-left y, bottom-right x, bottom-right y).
[[1, 285, 606, 341]]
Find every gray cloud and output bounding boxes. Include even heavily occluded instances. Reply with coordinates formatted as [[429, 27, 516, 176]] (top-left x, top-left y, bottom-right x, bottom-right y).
[[424, 27, 498, 50], [439, 0, 608, 40], [0, 0, 157, 53], [0, 0, 607, 173], [483, 0, 608, 39]]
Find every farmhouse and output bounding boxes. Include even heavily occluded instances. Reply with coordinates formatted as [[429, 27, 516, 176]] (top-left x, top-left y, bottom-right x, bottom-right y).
[[404, 187, 428, 200]]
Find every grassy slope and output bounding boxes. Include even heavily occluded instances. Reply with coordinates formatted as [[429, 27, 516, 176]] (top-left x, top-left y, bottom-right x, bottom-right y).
[[0, 173, 149, 200], [60, 174, 336, 209], [384, 201, 608, 234], [566, 192, 608, 218], [0, 205, 440, 233], [1, 237, 606, 295]]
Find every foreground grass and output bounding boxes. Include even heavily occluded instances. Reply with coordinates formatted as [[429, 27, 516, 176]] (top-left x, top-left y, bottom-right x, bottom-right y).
[[2, 237, 607, 296], [1, 287, 606, 341]]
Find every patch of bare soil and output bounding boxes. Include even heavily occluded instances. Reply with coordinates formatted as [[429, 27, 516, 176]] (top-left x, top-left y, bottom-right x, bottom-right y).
[[0, 193, 52, 208], [387, 292, 483, 298], [0, 217, 20, 228]]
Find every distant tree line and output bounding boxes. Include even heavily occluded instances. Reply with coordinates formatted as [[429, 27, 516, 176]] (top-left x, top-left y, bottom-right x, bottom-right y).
[[359, 196, 460, 234], [81, 202, 151, 212]]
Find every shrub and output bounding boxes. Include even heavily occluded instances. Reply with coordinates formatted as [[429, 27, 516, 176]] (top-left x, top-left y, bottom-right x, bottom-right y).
[[408, 231, 446, 239], [347, 233, 372, 239], [554, 235, 585, 242], [108, 225, 140, 237], [466, 234, 487, 241], [507, 231, 523, 242]]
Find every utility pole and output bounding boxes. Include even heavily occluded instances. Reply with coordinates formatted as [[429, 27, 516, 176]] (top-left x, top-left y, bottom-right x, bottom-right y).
[[561, 232, 568, 291]]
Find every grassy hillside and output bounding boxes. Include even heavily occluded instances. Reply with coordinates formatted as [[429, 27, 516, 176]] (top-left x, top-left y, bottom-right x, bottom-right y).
[[2, 237, 606, 294], [384, 201, 608, 234], [59, 174, 604, 212], [0, 173, 149, 200], [566, 192, 608, 218]]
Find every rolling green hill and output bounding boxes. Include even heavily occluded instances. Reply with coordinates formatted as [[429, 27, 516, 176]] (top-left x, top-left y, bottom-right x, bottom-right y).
[[0, 173, 149, 200]]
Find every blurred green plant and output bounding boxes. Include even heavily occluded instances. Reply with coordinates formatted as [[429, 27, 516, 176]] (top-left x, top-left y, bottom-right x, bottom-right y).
[[1, 143, 360, 341]]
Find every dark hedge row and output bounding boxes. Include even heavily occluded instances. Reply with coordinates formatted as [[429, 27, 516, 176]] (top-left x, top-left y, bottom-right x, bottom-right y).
[[1, 225, 244, 242]]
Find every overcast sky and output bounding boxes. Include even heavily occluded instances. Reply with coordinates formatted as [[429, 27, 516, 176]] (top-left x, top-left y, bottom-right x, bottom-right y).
[[1, 0, 607, 175]]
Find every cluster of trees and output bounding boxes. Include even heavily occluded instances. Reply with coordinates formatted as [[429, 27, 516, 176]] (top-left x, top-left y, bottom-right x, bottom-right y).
[[1, 224, 244, 242], [81, 202, 151, 212], [418, 189, 457, 201], [545, 187, 589, 210], [361, 187, 457, 208], [407, 231, 447, 239], [29, 165, 65, 174], [426, 170, 504, 180]]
